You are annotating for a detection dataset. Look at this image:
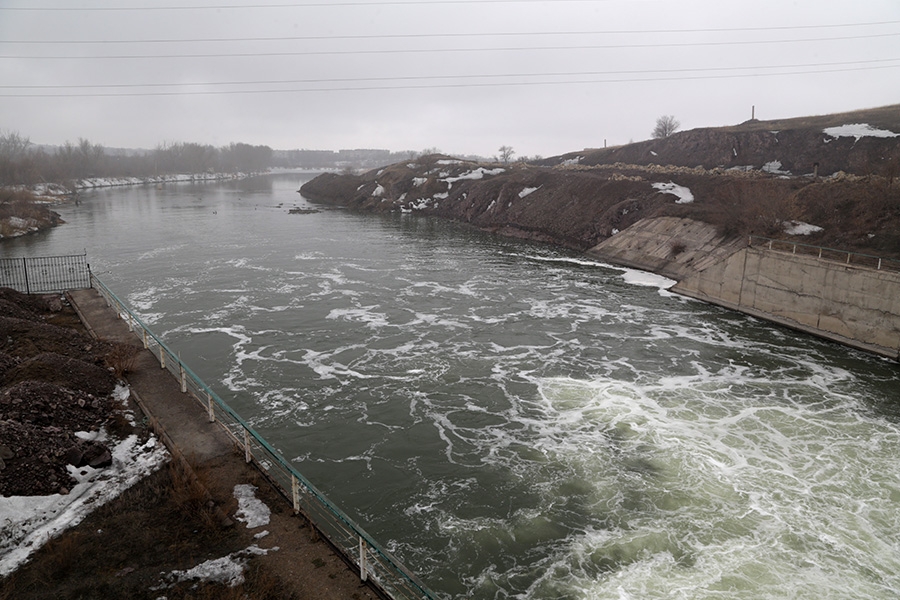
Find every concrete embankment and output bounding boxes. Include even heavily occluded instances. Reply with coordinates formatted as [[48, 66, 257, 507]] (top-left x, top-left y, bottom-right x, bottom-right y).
[[589, 217, 900, 361]]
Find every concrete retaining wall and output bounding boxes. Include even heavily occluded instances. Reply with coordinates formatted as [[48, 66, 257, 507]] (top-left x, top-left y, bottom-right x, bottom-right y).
[[589, 217, 900, 360], [674, 245, 900, 359]]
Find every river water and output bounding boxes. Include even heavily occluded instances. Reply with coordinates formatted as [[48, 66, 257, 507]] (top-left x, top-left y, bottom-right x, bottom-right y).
[[5, 173, 900, 599]]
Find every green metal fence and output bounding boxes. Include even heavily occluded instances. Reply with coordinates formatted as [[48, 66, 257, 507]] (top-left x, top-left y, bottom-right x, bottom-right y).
[[89, 273, 438, 600]]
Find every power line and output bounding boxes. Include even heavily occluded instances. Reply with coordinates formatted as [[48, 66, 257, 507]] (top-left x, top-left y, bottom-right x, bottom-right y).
[[2, 32, 896, 60], [3, 21, 899, 44], [0, 0, 626, 11], [2, 57, 896, 90], [1, 62, 896, 97]]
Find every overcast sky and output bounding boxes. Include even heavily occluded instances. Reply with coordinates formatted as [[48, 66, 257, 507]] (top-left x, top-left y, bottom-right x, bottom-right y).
[[1, 0, 898, 158]]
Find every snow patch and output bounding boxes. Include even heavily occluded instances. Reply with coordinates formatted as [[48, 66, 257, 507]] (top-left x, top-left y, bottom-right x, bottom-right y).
[[156, 544, 277, 589], [823, 123, 899, 141], [412, 177, 427, 187], [233, 484, 271, 529], [0, 434, 168, 576], [518, 186, 540, 198], [762, 160, 790, 175], [372, 184, 385, 197], [443, 167, 504, 184], [652, 181, 694, 204], [784, 220, 823, 235]]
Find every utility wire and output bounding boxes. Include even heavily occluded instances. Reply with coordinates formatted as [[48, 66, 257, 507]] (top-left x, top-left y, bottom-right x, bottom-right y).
[[2, 57, 896, 90], [1, 62, 896, 97], [2, 32, 896, 59], [3, 21, 899, 44], [0, 1, 658, 11]]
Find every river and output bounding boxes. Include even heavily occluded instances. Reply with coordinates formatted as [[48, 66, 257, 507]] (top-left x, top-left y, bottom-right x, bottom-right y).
[[5, 173, 900, 599]]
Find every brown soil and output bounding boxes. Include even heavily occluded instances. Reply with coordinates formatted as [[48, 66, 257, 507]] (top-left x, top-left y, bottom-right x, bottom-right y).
[[0, 288, 367, 599]]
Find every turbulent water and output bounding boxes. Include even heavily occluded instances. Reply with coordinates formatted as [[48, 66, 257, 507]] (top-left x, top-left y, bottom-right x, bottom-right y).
[[6, 174, 900, 599]]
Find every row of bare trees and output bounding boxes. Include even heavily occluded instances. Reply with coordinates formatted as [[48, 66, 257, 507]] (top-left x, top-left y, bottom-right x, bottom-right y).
[[0, 130, 274, 186]]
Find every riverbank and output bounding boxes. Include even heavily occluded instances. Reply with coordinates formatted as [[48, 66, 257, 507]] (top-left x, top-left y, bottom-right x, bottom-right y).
[[0, 286, 383, 599]]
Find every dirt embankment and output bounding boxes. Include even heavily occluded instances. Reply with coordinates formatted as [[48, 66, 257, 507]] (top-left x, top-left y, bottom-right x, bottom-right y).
[[299, 155, 900, 259], [0, 289, 126, 496], [0, 189, 64, 239], [544, 104, 900, 178]]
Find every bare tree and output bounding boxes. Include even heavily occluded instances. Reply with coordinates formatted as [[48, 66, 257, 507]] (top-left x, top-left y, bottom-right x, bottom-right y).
[[652, 115, 680, 139], [498, 145, 515, 164]]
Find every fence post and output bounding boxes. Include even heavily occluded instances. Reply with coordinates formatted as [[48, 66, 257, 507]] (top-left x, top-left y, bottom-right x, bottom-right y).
[[142, 329, 149, 349], [359, 537, 369, 582], [159, 346, 166, 369], [207, 392, 215, 423], [244, 429, 252, 463], [292, 474, 300, 513], [878, 258, 882, 270], [179, 355, 187, 393], [22, 258, 30, 295]]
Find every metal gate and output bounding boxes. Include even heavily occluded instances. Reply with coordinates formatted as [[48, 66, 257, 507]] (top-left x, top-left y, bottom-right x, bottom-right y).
[[0, 253, 91, 294]]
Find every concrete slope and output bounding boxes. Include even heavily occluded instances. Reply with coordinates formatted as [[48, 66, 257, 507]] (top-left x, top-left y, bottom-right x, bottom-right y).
[[586, 216, 745, 280]]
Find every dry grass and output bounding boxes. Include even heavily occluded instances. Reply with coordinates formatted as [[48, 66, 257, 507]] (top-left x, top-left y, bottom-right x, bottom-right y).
[[105, 342, 140, 377]]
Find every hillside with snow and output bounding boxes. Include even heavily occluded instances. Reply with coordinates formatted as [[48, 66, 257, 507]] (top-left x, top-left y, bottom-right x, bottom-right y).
[[301, 104, 900, 259]]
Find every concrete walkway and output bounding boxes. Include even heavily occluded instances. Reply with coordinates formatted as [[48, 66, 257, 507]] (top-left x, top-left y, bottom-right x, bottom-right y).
[[68, 287, 383, 600]]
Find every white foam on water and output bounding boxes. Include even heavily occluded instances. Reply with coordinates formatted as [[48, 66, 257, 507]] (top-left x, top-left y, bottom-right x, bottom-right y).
[[326, 306, 391, 329], [498, 370, 900, 599]]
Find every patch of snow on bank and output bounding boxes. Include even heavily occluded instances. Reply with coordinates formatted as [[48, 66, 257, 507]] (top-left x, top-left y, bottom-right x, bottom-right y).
[[0, 433, 168, 576], [621, 269, 678, 289], [437, 159, 462, 165], [233, 484, 271, 528], [652, 181, 694, 204], [518, 254, 676, 296], [444, 167, 504, 184], [372, 184, 385, 197], [823, 123, 899, 141], [518, 186, 540, 198], [784, 220, 823, 235], [762, 160, 790, 175], [412, 177, 427, 187], [156, 544, 276, 589]]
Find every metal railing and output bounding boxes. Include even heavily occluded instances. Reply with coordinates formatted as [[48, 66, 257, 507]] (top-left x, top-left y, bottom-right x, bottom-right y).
[[748, 236, 900, 274], [90, 273, 438, 600], [0, 253, 91, 294]]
